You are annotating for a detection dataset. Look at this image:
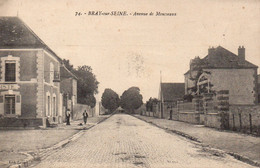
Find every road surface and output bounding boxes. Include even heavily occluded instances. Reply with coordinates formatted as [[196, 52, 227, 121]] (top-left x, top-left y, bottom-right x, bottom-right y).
[[33, 114, 253, 168]]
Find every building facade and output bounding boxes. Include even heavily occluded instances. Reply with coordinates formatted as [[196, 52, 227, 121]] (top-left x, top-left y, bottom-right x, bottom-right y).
[[60, 66, 78, 121], [184, 46, 258, 105], [0, 17, 62, 126]]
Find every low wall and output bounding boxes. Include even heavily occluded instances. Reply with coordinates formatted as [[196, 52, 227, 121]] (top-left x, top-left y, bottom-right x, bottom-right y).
[[199, 114, 205, 124], [142, 111, 154, 117], [178, 112, 200, 124], [204, 113, 221, 129], [73, 104, 95, 120], [0, 118, 43, 128], [229, 105, 260, 135]]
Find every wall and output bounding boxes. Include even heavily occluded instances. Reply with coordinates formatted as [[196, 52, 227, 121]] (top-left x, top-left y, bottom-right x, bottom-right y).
[[60, 78, 72, 94], [0, 50, 39, 118], [178, 112, 200, 124], [73, 103, 95, 120], [204, 113, 221, 129], [0, 50, 38, 81], [205, 68, 256, 105], [72, 79, 77, 104], [20, 84, 37, 118], [43, 51, 60, 121], [229, 105, 260, 135]]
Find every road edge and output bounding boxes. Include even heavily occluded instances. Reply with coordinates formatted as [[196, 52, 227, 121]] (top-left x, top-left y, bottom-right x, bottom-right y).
[[133, 114, 260, 168], [9, 114, 115, 168]]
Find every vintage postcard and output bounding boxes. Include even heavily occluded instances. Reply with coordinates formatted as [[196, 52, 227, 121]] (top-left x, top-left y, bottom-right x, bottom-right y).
[[0, 0, 259, 167]]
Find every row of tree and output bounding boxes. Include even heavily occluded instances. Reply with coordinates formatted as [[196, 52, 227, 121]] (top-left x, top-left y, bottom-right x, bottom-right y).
[[101, 87, 143, 114], [63, 59, 99, 108]]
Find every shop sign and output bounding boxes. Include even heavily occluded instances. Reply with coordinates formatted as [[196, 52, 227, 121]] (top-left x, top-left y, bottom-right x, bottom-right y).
[[0, 84, 19, 90]]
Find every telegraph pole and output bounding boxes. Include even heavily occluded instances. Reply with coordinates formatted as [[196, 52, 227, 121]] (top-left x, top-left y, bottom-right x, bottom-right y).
[[160, 71, 163, 118]]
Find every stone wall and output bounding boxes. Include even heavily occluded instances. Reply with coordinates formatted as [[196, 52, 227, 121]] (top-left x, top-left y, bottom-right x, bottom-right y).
[[178, 112, 200, 124], [204, 113, 222, 129], [229, 105, 260, 135], [73, 103, 95, 120]]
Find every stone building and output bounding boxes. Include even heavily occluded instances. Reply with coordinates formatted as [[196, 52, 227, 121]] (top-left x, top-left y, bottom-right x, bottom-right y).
[[60, 66, 78, 121], [158, 83, 185, 119], [184, 46, 258, 105], [0, 17, 63, 126]]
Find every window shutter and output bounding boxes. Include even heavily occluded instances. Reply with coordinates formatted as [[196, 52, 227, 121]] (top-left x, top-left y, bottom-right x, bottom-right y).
[[16, 95, 21, 116], [0, 95, 4, 115]]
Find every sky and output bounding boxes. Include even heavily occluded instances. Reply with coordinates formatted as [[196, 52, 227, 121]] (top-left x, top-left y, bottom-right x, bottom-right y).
[[0, 0, 259, 103]]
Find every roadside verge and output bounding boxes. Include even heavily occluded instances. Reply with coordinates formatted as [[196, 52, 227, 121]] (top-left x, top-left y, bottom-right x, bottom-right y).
[[133, 114, 260, 167]]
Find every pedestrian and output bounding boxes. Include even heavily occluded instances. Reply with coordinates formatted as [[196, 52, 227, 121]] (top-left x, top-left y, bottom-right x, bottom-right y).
[[66, 109, 71, 125], [169, 109, 173, 120], [83, 110, 88, 124]]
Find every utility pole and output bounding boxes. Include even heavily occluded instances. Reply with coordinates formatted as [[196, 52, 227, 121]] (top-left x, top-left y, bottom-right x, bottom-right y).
[[160, 71, 163, 119]]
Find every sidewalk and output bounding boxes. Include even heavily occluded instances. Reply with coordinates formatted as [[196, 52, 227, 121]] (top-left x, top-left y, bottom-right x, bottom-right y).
[[135, 114, 260, 167], [0, 115, 110, 168]]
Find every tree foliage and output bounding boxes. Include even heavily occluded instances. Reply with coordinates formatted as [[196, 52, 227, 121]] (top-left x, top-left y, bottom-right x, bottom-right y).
[[120, 87, 143, 113], [62, 59, 99, 107], [187, 57, 214, 97], [62, 59, 74, 72], [146, 97, 159, 112], [101, 88, 120, 113]]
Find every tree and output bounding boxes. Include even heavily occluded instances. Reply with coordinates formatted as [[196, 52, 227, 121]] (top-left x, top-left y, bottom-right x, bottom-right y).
[[120, 87, 143, 113], [62, 59, 74, 72], [74, 65, 99, 107], [101, 89, 120, 113], [62, 59, 99, 107], [84, 94, 96, 108], [146, 97, 159, 111]]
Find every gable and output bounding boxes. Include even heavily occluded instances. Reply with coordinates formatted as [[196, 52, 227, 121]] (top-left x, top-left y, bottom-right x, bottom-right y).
[[0, 17, 62, 62], [161, 83, 185, 102]]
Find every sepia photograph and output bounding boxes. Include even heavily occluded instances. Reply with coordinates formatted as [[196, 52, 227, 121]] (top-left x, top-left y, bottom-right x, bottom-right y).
[[0, 0, 260, 167]]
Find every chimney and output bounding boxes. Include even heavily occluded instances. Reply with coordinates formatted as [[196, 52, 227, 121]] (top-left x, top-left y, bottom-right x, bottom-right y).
[[238, 46, 245, 63], [208, 46, 215, 65]]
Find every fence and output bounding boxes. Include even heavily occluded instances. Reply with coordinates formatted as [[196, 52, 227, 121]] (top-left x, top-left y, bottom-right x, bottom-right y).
[[229, 105, 260, 135]]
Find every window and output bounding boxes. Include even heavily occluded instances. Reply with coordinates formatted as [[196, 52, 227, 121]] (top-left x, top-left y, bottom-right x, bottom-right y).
[[4, 95, 15, 114], [53, 96, 56, 116], [0, 55, 20, 83], [5, 62, 16, 82], [47, 96, 50, 116]]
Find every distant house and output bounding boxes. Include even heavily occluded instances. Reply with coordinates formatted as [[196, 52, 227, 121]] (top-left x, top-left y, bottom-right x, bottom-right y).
[[158, 83, 185, 119], [0, 17, 69, 127], [60, 66, 78, 121], [184, 46, 258, 105]]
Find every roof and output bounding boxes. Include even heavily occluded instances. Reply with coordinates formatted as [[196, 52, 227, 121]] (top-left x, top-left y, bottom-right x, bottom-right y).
[[60, 66, 78, 80], [160, 83, 185, 102], [0, 16, 62, 62], [200, 46, 257, 69]]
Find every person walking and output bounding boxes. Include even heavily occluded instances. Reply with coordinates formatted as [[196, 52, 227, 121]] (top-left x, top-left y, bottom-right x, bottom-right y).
[[169, 109, 173, 120], [66, 109, 71, 125], [83, 110, 88, 125]]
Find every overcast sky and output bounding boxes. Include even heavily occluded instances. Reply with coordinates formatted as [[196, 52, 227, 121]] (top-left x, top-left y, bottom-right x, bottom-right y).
[[0, 0, 259, 102]]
